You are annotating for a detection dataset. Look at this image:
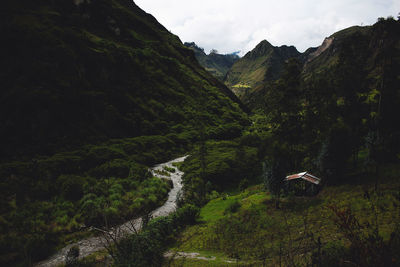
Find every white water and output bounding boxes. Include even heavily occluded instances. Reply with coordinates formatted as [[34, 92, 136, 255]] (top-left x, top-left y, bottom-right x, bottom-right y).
[[35, 156, 187, 267]]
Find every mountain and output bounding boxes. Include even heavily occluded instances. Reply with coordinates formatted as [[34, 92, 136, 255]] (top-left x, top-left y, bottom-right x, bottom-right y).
[[224, 40, 300, 97], [0, 0, 247, 161], [300, 26, 367, 74], [245, 17, 400, 177], [0, 0, 249, 264], [246, 21, 400, 108], [184, 42, 239, 80]]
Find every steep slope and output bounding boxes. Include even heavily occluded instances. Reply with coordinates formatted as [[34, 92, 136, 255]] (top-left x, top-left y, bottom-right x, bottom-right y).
[[184, 42, 239, 80], [0, 0, 247, 161], [0, 0, 249, 264], [224, 40, 300, 97], [245, 18, 400, 179], [302, 26, 371, 76]]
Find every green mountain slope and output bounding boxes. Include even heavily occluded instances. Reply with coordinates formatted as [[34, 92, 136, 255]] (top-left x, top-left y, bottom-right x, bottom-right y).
[[0, 0, 249, 264], [224, 40, 300, 98], [245, 18, 400, 181], [0, 0, 247, 161], [302, 26, 371, 76], [184, 42, 239, 80]]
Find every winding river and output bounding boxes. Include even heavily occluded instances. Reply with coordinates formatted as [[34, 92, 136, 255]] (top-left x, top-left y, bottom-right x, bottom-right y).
[[35, 156, 187, 267]]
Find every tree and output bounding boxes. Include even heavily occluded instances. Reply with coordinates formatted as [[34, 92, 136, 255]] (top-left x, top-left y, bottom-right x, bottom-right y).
[[263, 159, 286, 208], [317, 123, 352, 184], [65, 245, 79, 267]]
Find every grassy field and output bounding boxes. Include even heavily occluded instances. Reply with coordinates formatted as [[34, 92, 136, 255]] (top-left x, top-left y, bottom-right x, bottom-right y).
[[166, 165, 400, 266]]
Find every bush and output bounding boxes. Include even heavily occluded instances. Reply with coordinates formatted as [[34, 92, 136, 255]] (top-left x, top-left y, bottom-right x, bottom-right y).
[[163, 166, 176, 173], [115, 231, 164, 267], [328, 205, 400, 266], [113, 205, 199, 266], [174, 204, 200, 226], [65, 245, 80, 266], [57, 175, 84, 201], [239, 178, 249, 191], [225, 200, 241, 214]]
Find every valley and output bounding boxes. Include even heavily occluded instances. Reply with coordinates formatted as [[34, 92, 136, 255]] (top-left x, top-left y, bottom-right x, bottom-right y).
[[0, 1, 399, 266]]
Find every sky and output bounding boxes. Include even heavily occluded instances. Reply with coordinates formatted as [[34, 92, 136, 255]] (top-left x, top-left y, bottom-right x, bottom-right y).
[[134, 0, 399, 56]]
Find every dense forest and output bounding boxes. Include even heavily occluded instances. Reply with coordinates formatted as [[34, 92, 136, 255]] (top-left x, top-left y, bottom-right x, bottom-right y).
[[0, 0, 399, 266]]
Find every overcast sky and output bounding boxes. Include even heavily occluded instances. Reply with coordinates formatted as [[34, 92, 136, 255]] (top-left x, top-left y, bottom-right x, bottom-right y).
[[134, 0, 399, 55]]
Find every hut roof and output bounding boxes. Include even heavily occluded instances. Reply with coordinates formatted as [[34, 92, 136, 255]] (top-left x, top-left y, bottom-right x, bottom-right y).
[[285, 172, 321, 185]]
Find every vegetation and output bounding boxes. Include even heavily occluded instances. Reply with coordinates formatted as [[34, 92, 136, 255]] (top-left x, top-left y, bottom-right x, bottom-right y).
[[224, 40, 301, 99], [0, 0, 249, 265], [167, 16, 400, 267], [109, 204, 199, 267], [180, 138, 261, 206], [0, 137, 176, 265], [1, 0, 399, 265], [170, 166, 400, 266], [244, 18, 400, 187], [184, 42, 239, 81]]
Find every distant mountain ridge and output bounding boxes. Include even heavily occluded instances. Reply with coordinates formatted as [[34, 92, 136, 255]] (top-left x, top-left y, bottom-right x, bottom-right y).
[[224, 21, 399, 107], [184, 42, 239, 80]]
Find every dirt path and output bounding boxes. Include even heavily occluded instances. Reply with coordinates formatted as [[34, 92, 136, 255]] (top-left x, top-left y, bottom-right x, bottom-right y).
[[35, 156, 187, 267], [164, 251, 237, 264]]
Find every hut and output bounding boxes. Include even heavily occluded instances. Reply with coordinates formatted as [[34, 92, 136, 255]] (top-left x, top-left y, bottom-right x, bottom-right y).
[[284, 172, 321, 196]]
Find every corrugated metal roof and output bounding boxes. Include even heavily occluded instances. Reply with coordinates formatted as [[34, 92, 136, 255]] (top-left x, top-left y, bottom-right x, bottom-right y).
[[285, 171, 321, 185], [286, 172, 307, 180]]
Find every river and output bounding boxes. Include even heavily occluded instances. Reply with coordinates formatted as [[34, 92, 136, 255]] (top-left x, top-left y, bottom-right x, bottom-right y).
[[35, 155, 187, 267]]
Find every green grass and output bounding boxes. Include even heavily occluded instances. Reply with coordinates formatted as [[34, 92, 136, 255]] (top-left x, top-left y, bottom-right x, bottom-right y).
[[170, 169, 400, 266], [200, 195, 241, 223], [232, 83, 251, 88]]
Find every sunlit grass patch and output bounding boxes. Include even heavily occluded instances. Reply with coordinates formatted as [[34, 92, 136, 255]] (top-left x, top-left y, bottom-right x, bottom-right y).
[[232, 83, 251, 88], [200, 195, 241, 223]]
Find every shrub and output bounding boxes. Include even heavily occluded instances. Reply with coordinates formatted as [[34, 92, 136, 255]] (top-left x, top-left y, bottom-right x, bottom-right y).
[[174, 204, 200, 226], [328, 204, 400, 266], [113, 205, 199, 266], [57, 175, 84, 201], [239, 178, 249, 191], [65, 245, 80, 267], [225, 200, 241, 214], [115, 231, 164, 267], [163, 166, 176, 173]]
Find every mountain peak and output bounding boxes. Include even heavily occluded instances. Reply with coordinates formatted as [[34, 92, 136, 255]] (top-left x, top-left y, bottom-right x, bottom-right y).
[[245, 39, 274, 59], [258, 39, 273, 47], [225, 40, 301, 97]]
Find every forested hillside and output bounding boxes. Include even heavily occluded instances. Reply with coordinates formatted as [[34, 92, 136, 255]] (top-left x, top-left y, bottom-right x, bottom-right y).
[[245, 18, 400, 181], [224, 40, 301, 98], [1, 0, 247, 161], [0, 0, 249, 264]]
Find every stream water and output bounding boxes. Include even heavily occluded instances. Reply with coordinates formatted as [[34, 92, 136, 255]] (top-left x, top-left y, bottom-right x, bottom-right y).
[[35, 156, 187, 267]]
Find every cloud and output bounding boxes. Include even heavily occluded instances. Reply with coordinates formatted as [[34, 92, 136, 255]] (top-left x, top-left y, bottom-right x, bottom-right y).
[[134, 0, 398, 55]]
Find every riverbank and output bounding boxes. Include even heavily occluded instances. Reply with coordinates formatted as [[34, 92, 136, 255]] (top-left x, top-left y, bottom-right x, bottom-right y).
[[35, 156, 187, 267]]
